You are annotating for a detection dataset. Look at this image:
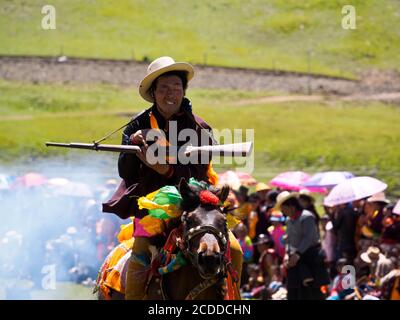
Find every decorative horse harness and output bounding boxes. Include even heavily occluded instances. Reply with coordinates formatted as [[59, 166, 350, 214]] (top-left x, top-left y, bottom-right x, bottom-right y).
[[145, 210, 238, 300]]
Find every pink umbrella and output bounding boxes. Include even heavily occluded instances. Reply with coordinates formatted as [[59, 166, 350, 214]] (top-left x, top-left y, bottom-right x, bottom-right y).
[[324, 176, 387, 207], [269, 171, 326, 193], [14, 172, 47, 188], [234, 171, 257, 186], [218, 170, 257, 189]]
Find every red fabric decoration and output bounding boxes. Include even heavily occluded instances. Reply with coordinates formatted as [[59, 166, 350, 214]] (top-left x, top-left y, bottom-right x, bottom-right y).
[[199, 190, 220, 206]]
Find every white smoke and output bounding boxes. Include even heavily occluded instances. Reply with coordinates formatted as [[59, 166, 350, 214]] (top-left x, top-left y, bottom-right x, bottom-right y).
[[0, 152, 130, 300]]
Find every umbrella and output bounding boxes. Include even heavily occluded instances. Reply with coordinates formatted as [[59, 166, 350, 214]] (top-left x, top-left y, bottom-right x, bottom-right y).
[[393, 200, 400, 215], [53, 181, 93, 198], [14, 172, 47, 188], [324, 176, 387, 207], [235, 172, 258, 186], [0, 174, 13, 190], [269, 171, 326, 193], [47, 178, 70, 186], [301, 171, 354, 188], [218, 170, 257, 189]]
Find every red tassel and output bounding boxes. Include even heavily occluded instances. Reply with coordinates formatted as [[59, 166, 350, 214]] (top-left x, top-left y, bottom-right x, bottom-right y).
[[199, 190, 220, 206]]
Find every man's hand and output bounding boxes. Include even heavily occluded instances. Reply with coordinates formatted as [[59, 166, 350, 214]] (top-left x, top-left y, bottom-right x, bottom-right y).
[[283, 253, 289, 268], [135, 145, 171, 176], [284, 253, 300, 268], [130, 129, 152, 146], [288, 253, 300, 267]]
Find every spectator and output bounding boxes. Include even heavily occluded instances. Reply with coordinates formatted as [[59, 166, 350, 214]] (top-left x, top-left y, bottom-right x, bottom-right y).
[[254, 233, 280, 298], [233, 223, 254, 287], [299, 189, 320, 227], [360, 246, 393, 286], [251, 183, 273, 241], [380, 268, 400, 300], [267, 210, 286, 260], [247, 193, 262, 240], [381, 204, 400, 246], [276, 191, 330, 300], [327, 258, 355, 300], [331, 203, 358, 264], [364, 192, 390, 236], [233, 185, 250, 215], [320, 213, 337, 278]]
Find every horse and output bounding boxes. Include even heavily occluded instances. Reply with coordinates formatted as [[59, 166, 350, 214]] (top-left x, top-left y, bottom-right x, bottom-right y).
[[95, 179, 241, 300]]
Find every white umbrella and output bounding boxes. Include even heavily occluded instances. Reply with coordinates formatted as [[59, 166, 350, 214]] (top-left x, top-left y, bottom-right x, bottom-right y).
[[47, 178, 70, 186], [393, 200, 400, 215], [53, 181, 93, 198], [0, 174, 12, 190], [324, 176, 387, 207]]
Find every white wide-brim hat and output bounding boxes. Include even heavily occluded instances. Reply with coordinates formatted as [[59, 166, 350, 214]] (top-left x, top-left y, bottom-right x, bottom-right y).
[[139, 56, 194, 102], [366, 191, 390, 204], [274, 191, 299, 211], [360, 246, 385, 264]]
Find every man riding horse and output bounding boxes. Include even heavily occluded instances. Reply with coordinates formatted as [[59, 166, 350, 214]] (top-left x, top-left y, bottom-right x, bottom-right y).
[[108, 56, 243, 300]]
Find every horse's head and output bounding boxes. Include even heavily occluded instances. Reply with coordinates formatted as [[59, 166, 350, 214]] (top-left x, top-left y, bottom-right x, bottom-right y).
[[178, 179, 230, 279]]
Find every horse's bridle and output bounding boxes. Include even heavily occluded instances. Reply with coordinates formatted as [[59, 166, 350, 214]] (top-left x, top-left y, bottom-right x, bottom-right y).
[[180, 211, 229, 279]]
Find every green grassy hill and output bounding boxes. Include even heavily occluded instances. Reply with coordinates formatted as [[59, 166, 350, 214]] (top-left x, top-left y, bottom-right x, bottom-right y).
[[1, 0, 399, 77]]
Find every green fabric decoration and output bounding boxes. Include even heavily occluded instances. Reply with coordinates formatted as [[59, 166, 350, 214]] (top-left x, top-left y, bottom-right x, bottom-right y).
[[188, 177, 208, 190], [148, 185, 183, 219]]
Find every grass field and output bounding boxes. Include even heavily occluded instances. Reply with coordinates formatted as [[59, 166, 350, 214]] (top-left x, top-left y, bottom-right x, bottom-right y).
[[0, 279, 95, 299], [1, 0, 400, 77], [1, 80, 399, 197]]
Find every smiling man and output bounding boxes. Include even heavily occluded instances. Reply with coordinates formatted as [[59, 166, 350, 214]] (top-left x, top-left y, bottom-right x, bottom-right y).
[[113, 56, 242, 300]]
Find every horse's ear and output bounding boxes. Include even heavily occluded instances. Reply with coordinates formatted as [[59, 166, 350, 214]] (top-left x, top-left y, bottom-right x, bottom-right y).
[[217, 185, 230, 203], [178, 178, 196, 199], [179, 178, 201, 212], [178, 178, 189, 195]]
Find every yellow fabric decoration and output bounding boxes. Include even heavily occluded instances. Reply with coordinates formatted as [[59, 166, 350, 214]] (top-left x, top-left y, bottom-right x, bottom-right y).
[[139, 215, 165, 236], [108, 239, 134, 267], [103, 248, 132, 294], [97, 239, 134, 297], [137, 196, 181, 218], [117, 220, 134, 243]]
